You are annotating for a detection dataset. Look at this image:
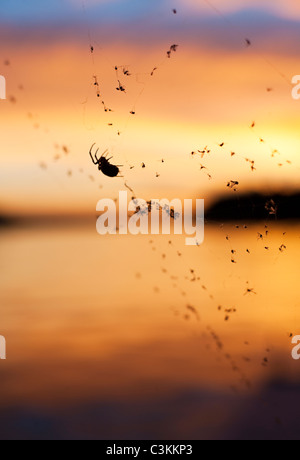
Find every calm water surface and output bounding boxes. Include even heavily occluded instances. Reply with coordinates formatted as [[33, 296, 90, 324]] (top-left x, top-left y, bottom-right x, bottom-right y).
[[0, 223, 299, 439]]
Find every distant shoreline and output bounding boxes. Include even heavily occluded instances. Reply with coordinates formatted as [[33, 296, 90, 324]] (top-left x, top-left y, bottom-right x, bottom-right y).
[[205, 192, 300, 222], [1, 192, 300, 227]]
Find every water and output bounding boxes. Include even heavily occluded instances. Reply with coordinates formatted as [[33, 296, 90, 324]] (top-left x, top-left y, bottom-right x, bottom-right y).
[[0, 223, 299, 439]]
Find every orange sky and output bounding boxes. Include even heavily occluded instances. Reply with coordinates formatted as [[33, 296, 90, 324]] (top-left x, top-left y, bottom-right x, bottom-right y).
[[0, 0, 299, 215]]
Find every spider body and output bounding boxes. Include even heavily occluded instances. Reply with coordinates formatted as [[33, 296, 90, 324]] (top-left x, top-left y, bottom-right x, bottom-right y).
[[89, 144, 122, 178]]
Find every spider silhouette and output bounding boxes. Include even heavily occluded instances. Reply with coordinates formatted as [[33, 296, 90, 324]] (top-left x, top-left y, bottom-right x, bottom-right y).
[[89, 144, 122, 177]]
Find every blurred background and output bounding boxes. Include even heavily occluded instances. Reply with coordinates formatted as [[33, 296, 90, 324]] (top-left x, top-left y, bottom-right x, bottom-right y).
[[0, 0, 299, 440]]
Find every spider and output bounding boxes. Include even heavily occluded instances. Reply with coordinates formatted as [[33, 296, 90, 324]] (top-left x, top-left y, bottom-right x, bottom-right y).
[[89, 144, 122, 178]]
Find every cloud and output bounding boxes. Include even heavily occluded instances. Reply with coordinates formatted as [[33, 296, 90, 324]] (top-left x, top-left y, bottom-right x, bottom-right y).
[[185, 0, 300, 20]]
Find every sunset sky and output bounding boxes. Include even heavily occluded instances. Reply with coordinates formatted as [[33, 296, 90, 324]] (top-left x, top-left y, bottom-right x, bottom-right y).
[[0, 0, 299, 215], [0, 2, 300, 441]]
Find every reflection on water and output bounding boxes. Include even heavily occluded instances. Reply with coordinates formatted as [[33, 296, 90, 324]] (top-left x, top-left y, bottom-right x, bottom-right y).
[[0, 223, 299, 439]]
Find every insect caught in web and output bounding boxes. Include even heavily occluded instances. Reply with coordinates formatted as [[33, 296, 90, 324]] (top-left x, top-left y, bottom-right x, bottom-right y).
[[116, 80, 126, 92]]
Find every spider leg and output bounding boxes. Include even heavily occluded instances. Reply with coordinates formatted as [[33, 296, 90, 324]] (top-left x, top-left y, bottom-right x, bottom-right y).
[[101, 150, 109, 158], [94, 148, 100, 163], [89, 143, 98, 165]]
